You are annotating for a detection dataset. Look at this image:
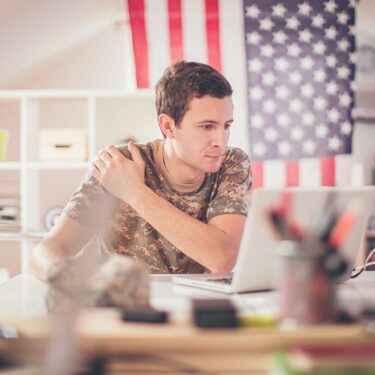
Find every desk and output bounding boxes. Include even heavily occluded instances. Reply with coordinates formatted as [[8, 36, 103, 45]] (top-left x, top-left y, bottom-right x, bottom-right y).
[[0, 273, 374, 373]]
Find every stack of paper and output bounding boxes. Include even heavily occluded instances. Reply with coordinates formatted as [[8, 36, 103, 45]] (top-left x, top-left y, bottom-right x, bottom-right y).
[[0, 196, 20, 232]]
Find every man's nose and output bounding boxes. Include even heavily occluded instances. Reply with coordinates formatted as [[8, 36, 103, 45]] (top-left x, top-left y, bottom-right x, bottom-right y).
[[211, 128, 227, 148]]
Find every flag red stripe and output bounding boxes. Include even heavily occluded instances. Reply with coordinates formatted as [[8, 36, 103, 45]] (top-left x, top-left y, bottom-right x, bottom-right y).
[[205, 0, 222, 72], [285, 160, 299, 187], [251, 161, 264, 189], [320, 157, 336, 186], [168, 0, 183, 63], [128, 0, 149, 88]]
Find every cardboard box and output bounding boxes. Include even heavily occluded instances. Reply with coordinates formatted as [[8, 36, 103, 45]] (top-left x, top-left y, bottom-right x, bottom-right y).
[[39, 128, 87, 161]]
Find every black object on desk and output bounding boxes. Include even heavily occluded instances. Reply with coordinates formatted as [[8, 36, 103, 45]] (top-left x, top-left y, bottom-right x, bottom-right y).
[[192, 299, 238, 328], [122, 307, 168, 324]]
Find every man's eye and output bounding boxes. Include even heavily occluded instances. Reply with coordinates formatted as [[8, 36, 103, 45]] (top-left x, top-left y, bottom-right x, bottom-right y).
[[225, 124, 232, 129], [202, 124, 213, 129]]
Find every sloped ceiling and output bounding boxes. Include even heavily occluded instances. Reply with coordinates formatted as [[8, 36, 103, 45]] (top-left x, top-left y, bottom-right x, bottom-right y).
[[0, 0, 125, 87]]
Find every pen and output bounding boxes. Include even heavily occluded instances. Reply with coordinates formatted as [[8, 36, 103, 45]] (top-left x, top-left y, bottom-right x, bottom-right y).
[[329, 208, 359, 249], [268, 208, 303, 242]]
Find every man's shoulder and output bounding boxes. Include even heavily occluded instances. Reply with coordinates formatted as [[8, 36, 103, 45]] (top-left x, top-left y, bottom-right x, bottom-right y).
[[116, 140, 160, 161], [223, 147, 250, 166], [212, 146, 251, 184]]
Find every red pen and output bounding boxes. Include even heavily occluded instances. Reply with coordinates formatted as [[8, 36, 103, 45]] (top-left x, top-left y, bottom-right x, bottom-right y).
[[329, 200, 361, 249]]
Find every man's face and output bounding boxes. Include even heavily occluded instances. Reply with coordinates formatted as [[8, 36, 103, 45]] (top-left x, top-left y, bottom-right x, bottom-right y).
[[171, 95, 233, 174]]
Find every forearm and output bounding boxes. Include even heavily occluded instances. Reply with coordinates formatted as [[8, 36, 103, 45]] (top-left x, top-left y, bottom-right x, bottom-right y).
[[30, 239, 68, 281], [129, 187, 238, 273]]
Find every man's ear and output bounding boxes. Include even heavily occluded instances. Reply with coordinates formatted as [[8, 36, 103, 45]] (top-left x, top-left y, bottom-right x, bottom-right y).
[[158, 114, 176, 138]]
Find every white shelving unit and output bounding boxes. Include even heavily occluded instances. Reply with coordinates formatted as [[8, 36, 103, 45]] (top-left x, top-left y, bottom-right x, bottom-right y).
[[0, 89, 157, 275]]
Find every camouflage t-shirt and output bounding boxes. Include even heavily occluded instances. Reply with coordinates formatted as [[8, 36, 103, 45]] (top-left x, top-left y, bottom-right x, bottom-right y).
[[63, 139, 252, 274]]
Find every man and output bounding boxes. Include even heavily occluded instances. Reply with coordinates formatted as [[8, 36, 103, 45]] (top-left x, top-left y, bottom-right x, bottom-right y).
[[31, 61, 252, 280]]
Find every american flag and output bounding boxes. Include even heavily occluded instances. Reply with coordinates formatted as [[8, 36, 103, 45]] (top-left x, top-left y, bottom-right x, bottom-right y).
[[244, 0, 356, 187], [126, 0, 357, 188]]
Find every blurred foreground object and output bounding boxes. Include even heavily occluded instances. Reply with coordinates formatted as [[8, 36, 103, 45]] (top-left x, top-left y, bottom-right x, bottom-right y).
[[278, 241, 337, 327], [45, 253, 150, 313]]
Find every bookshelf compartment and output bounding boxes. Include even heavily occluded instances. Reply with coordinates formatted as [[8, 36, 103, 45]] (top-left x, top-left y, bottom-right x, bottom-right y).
[[0, 170, 20, 234], [0, 99, 21, 162], [24, 168, 87, 233], [26, 97, 89, 162], [0, 241, 21, 278]]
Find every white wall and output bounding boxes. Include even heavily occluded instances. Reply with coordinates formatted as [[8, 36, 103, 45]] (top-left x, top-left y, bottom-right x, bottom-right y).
[[95, 95, 160, 149], [5, 25, 127, 90]]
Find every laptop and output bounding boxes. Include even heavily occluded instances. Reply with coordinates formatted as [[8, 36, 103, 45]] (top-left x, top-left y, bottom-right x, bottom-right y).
[[173, 187, 375, 294]]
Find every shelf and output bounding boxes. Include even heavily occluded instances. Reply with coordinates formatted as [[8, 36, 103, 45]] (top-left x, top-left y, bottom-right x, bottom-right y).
[[0, 89, 154, 99], [353, 107, 375, 122], [25, 162, 90, 169], [0, 162, 21, 170], [0, 231, 46, 241], [0, 162, 90, 170]]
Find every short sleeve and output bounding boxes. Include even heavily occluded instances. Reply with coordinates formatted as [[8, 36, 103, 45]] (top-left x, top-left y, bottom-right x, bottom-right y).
[[206, 148, 252, 221], [62, 169, 117, 229], [63, 144, 144, 229]]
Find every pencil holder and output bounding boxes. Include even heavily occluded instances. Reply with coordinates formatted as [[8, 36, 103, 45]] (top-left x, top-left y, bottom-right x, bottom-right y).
[[277, 241, 336, 327]]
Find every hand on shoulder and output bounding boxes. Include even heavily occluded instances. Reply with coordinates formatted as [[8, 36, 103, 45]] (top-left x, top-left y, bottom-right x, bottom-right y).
[[91, 141, 147, 205]]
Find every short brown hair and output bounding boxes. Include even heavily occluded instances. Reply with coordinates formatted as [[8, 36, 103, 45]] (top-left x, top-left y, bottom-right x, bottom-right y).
[[155, 61, 233, 126]]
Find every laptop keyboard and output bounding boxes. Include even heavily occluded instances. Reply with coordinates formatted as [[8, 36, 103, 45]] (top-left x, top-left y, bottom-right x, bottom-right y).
[[207, 277, 233, 285]]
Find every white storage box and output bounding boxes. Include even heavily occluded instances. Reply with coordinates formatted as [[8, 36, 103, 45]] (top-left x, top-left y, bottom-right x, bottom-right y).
[[39, 128, 88, 161]]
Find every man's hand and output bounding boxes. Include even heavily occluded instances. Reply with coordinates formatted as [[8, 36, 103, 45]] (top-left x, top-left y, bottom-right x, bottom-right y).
[[92, 142, 146, 205]]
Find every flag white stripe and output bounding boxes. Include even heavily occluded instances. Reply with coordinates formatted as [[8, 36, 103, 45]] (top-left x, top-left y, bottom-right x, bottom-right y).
[[264, 160, 286, 187], [351, 161, 365, 186], [182, 0, 207, 63], [219, 0, 250, 153], [335, 154, 352, 186], [145, 0, 170, 88], [299, 158, 321, 187], [123, 0, 137, 91]]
